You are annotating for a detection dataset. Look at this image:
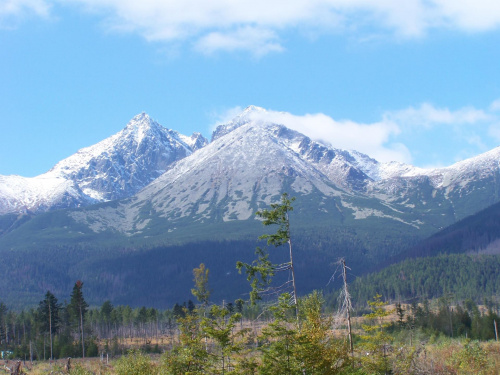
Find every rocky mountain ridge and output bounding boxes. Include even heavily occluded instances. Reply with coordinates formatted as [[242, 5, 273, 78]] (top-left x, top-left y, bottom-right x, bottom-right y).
[[2, 106, 500, 237], [32, 106, 500, 243], [0, 113, 208, 215]]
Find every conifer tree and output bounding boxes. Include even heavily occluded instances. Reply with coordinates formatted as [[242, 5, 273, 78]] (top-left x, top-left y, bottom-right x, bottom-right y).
[[296, 291, 351, 374], [0, 302, 7, 351], [258, 293, 302, 374], [360, 294, 393, 374], [192, 263, 211, 309], [38, 291, 61, 360], [237, 193, 299, 321], [201, 304, 249, 374], [68, 280, 89, 358]]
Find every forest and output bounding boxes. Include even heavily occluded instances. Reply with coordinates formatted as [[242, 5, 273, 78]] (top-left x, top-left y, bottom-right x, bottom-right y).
[[347, 253, 500, 305], [2, 194, 500, 374], [1, 281, 500, 374]]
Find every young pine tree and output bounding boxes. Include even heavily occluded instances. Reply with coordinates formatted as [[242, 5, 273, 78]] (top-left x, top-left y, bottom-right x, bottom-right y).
[[38, 291, 61, 360], [360, 294, 393, 375], [68, 280, 89, 358]]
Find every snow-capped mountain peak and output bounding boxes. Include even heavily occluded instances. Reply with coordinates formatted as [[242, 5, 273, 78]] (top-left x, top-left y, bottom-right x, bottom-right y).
[[0, 113, 209, 214], [211, 105, 268, 141], [122, 112, 163, 144], [3, 106, 500, 228]]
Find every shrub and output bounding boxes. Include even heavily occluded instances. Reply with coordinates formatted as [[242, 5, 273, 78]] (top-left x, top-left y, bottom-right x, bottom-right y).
[[114, 350, 158, 375]]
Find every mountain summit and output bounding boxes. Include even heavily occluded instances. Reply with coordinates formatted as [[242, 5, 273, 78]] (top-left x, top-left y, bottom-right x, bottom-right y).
[[0, 114, 208, 215]]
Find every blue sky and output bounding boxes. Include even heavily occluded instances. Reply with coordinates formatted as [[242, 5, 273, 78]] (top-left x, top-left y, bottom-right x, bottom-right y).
[[2, 1, 500, 176]]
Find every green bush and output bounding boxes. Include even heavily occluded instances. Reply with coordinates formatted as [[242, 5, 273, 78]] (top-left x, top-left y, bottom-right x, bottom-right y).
[[447, 340, 492, 375], [114, 350, 158, 375], [70, 363, 94, 375]]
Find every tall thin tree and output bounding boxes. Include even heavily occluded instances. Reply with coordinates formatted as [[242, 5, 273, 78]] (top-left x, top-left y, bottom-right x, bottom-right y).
[[38, 291, 61, 360], [68, 280, 89, 358], [191, 263, 211, 309], [237, 193, 300, 324]]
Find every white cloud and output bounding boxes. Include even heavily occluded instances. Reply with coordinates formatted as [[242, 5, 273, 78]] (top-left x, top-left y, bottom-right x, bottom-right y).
[[0, 0, 50, 26], [215, 100, 500, 166], [210, 106, 244, 131], [433, 0, 500, 31], [5, 1, 500, 53], [384, 103, 490, 128], [195, 27, 284, 56], [490, 98, 500, 112], [5, 0, 485, 55], [215, 106, 411, 163]]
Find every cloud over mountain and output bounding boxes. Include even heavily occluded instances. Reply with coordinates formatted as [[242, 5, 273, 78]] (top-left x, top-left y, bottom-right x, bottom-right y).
[[214, 100, 500, 166]]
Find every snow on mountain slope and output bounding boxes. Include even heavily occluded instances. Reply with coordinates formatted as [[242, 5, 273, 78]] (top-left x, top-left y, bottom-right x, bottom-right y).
[[0, 113, 208, 215], [68, 116, 397, 234], [65, 106, 500, 235], [368, 146, 500, 197], [46, 112, 206, 201], [3, 106, 500, 230], [0, 174, 92, 214]]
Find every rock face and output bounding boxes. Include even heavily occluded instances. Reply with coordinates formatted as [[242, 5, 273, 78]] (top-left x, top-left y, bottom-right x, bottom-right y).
[[61, 106, 500, 239], [2, 106, 500, 234], [0, 113, 208, 215]]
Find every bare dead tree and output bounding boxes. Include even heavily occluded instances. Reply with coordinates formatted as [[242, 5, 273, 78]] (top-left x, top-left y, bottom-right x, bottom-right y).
[[330, 258, 354, 355]]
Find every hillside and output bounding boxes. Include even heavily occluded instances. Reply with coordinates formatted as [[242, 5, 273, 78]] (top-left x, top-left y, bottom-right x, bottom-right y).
[[396, 199, 500, 261], [347, 253, 500, 306]]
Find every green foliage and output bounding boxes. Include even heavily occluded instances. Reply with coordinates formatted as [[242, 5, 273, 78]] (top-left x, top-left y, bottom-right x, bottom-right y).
[[201, 304, 250, 374], [191, 263, 211, 307], [447, 340, 492, 375], [258, 293, 302, 375], [359, 294, 393, 375], [68, 280, 89, 357], [256, 193, 295, 247], [236, 247, 275, 305], [296, 291, 352, 374], [388, 298, 500, 341], [0, 301, 7, 347], [161, 309, 209, 374], [114, 349, 158, 375], [390, 345, 420, 375], [237, 193, 297, 306], [70, 363, 95, 375], [349, 254, 500, 305], [38, 290, 61, 335], [257, 291, 353, 374]]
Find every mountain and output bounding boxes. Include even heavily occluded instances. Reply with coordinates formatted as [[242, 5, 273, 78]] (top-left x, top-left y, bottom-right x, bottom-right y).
[[0, 113, 208, 215], [2, 106, 500, 308], [51, 106, 500, 242]]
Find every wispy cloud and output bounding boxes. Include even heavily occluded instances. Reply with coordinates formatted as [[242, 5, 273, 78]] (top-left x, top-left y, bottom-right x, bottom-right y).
[[383, 103, 491, 128], [5, 0, 500, 54], [216, 99, 500, 166], [214, 106, 411, 163], [0, 0, 50, 27], [194, 27, 284, 56]]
